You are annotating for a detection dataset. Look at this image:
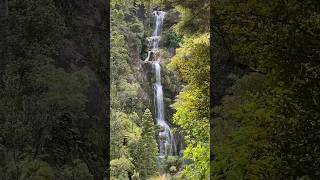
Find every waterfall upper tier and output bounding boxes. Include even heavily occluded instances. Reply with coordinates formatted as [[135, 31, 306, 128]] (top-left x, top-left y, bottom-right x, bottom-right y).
[[144, 11, 166, 63]]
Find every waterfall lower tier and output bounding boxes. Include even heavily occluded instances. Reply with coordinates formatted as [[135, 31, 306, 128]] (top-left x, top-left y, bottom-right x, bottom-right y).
[[153, 62, 177, 157]]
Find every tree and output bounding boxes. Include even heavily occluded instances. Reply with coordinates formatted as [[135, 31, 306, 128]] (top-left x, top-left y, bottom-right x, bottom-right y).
[[130, 109, 158, 179], [169, 34, 210, 179]]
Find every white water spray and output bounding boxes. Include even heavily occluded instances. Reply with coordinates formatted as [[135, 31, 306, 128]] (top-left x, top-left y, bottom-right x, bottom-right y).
[[154, 62, 177, 157]]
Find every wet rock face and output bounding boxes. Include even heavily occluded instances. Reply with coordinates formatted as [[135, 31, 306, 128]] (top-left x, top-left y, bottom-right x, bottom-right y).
[[173, 130, 185, 156], [136, 5, 145, 20], [147, 50, 161, 62]]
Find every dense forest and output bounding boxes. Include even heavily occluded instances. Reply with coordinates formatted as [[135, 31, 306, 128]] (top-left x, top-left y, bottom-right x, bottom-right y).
[[211, 0, 320, 179], [110, 0, 210, 179], [1, 0, 319, 180], [0, 0, 107, 179]]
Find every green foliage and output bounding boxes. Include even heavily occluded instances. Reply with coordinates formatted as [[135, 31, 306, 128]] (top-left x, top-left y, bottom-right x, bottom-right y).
[[169, 166, 177, 173], [160, 28, 183, 48], [212, 0, 320, 179], [129, 109, 158, 179], [110, 111, 141, 159], [0, 0, 104, 178], [110, 157, 134, 180], [169, 0, 210, 35], [169, 34, 210, 89], [5, 0, 65, 58], [132, 170, 141, 180], [110, 3, 147, 114], [169, 33, 210, 178], [161, 156, 182, 173], [61, 159, 94, 180], [111, 1, 161, 179]]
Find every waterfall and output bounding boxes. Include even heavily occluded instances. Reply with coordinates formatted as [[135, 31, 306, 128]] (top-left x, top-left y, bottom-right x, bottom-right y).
[[154, 62, 177, 157], [144, 11, 165, 62], [145, 11, 178, 158]]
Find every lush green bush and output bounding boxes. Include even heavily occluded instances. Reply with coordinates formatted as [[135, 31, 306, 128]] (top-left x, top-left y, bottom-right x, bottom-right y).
[[110, 158, 134, 180]]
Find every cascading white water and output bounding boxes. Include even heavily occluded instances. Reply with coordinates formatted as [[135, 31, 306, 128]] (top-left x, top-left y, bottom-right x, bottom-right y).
[[144, 11, 165, 62], [154, 62, 177, 157], [145, 11, 177, 158]]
